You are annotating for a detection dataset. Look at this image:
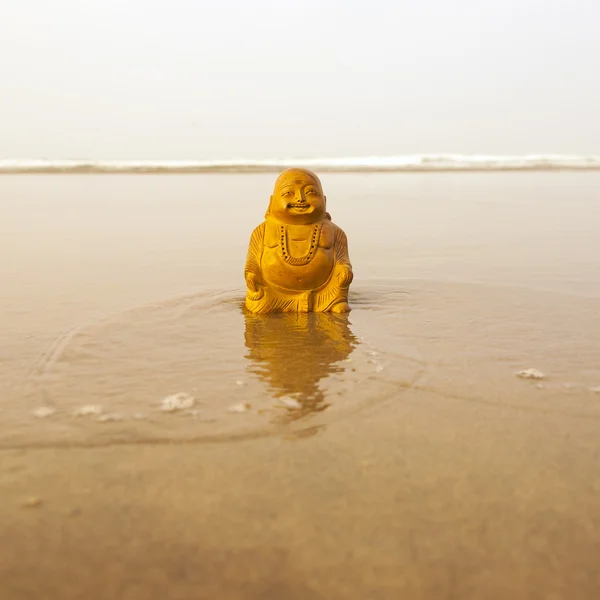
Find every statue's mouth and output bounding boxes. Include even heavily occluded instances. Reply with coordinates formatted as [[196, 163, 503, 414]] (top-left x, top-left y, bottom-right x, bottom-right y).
[[287, 203, 310, 211]]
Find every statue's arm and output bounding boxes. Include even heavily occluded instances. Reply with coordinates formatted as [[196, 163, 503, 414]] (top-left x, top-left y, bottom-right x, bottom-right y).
[[333, 225, 353, 286], [334, 226, 352, 266], [244, 223, 265, 290]]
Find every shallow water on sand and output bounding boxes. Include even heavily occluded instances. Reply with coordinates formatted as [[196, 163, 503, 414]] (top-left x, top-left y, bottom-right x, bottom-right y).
[[3, 281, 600, 450], [1, 173, 600, 599]]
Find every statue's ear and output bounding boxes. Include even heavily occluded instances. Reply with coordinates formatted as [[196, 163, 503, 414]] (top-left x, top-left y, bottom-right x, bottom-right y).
[[264, 195, 273, 219], [323, 195, 332, 220]]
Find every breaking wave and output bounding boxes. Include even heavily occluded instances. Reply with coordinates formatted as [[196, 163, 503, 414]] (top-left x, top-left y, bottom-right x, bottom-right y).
[[2, 154, 600, 173]]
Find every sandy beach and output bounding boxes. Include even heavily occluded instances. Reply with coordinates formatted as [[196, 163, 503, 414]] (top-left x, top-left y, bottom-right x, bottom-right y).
[[1, 172, 600, 599]]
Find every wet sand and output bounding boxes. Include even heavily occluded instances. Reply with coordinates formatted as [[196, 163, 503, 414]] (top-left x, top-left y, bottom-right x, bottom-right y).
[[1, 173, 600, 599]]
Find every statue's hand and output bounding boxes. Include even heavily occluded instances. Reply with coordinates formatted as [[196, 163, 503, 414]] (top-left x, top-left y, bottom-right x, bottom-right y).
[[334, 265, 353, 287], [245, 272, 264, 300]]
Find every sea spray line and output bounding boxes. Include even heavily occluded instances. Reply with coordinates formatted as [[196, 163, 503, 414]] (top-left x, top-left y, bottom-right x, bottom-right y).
[[2, 154, 600, 173]]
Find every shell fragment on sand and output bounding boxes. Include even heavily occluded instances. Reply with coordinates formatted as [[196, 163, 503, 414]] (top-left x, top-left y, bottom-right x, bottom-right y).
[[516, 368, 546, 380], [160, 393, 195, 412], [22, 496, 42, 508]]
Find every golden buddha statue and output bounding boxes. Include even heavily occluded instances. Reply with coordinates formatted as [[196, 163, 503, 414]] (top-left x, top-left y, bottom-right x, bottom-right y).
[[244, 168, 353, 314]]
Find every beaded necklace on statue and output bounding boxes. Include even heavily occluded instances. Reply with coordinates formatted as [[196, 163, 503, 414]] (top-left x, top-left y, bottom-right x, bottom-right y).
[[279, 223, 322, 265]]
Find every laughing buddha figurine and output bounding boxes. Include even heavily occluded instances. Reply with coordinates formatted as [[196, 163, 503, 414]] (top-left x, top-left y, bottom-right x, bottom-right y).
[[244, 168, 353, 314]]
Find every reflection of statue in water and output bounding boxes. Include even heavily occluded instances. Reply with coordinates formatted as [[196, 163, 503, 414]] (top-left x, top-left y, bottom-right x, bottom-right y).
[[244, 168, 353, 314], [244, 311, 357, 423]]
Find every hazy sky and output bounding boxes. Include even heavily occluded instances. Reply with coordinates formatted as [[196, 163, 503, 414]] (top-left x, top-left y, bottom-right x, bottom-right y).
[[1, 0, 599, 159]]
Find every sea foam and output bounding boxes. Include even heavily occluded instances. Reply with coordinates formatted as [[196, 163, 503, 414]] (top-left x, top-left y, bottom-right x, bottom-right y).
[[1, 154, 600, 173]]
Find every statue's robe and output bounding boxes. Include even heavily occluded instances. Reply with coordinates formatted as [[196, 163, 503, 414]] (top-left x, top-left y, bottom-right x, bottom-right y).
[[244, 218, 352, 313]]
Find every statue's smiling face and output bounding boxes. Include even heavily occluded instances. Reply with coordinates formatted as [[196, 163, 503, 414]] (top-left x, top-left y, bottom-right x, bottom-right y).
[[269, 169, 326, 224]]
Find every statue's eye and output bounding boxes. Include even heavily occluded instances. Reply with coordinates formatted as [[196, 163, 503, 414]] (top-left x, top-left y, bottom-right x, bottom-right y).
[[306, 189, 317, 195], [282, 190, 293, 196]]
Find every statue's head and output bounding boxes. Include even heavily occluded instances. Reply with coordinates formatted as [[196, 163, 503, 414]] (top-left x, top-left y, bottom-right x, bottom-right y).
[[265, 168, 329, 225]]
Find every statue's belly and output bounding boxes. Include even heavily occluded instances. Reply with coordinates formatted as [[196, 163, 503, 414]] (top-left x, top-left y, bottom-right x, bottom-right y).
[[261, 247, 334, 291]]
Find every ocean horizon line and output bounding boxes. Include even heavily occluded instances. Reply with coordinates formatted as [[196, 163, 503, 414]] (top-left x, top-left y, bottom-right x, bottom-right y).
[[2, 154, 600, 173]]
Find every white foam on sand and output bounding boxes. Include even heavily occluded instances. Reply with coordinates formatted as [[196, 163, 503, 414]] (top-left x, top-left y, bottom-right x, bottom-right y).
[[73, 405, 104, 416], [160, 393, 195, 412], [516, 368, 546, 380], [31, 407, 57, 419], [277, 397, 302, 409], [97, 413, 123, 423], [228, 402, 251, 413]]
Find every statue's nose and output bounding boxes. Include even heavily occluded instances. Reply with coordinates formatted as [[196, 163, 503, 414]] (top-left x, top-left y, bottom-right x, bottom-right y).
[[295, 188, 306, 202]]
